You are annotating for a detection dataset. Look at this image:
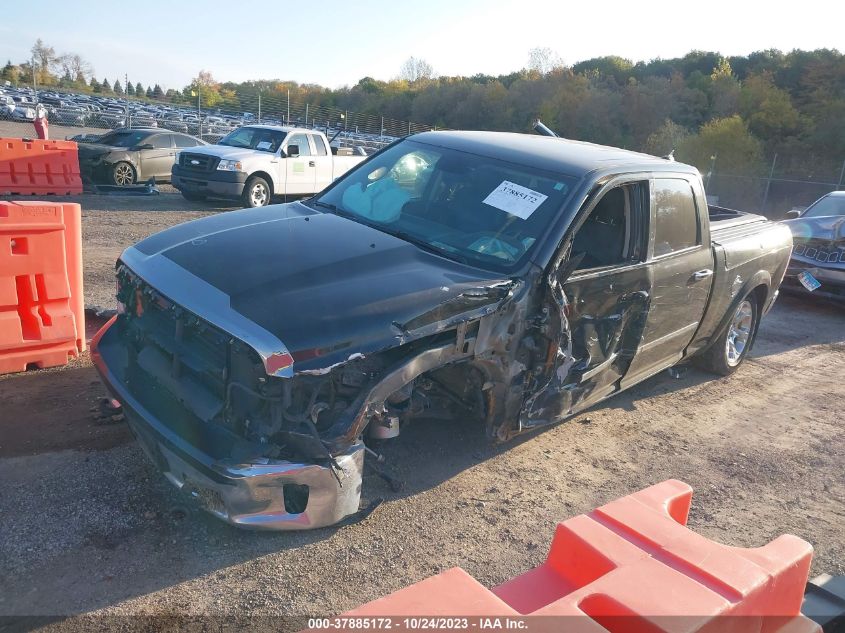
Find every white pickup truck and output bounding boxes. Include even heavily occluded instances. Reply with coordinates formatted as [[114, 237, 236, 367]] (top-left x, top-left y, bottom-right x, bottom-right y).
[[171, 125, 367, 207]]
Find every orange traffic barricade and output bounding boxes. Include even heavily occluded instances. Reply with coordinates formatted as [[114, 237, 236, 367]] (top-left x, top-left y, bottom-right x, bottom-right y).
[[316, 480, 819, 632], [0, 138, 83, 196], [0, 201, 85, 374]]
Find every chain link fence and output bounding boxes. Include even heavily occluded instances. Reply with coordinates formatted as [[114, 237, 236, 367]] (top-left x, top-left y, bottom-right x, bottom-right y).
[[0, 83, 439, 152], [704, 161, 845, 218]]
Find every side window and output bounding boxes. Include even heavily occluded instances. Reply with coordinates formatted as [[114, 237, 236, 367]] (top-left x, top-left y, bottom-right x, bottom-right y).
[[311, 134, 328, 156], [572, 182, 645, 271], [652, 179, 700, 256], [286, 133, 312, 157], [174, 134, 197, 148], [150, 134, 172, 149]]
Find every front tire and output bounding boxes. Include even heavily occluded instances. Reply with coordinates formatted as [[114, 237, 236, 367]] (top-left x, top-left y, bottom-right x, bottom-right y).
[[242, 176, 270, 208], [110, 161, 136, 186], [698, 294, 759, 375]]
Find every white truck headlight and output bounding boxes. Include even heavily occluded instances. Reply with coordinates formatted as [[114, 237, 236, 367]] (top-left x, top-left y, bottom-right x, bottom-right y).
[[217, 159, 243, 172]]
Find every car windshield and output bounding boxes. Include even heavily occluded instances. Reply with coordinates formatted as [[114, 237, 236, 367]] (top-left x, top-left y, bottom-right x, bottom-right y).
[[218, 127, 285, 152], [312, 140, 577, 272], [803, 195, 845, 218], [96, 130, 152, 148]]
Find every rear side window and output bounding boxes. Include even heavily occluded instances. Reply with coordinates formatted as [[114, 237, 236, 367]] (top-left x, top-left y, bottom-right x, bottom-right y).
[[150, 134, 172, 149], [174, 134, 198, 148], [312, 134, 328, 156], [652, 179, 699, 256]]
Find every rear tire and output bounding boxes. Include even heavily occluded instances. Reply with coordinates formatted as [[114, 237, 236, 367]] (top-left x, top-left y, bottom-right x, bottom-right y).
[[698, 293, 759, 376], [242, 176, 270, 208], [181, 191, 206, 202]]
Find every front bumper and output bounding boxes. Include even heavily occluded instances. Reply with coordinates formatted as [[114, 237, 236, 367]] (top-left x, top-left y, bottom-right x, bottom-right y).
[[783, 259, 845, 301], [172, 164, 247, 199], [91, 316, 364, 530]]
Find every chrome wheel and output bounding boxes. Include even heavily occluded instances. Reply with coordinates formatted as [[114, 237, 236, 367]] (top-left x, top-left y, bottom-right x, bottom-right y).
[[725, 299, 753, 367], [113, 163, 135, 186], [249, 182, 268, 207]]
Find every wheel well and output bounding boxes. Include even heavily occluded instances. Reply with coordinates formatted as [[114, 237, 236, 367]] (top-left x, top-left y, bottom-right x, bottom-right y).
[[750, 284, 769, 311], [248, 171, 274, 196]]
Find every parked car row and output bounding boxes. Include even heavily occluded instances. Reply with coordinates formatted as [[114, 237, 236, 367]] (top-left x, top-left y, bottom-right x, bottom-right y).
[[0, 86, 250, 135]]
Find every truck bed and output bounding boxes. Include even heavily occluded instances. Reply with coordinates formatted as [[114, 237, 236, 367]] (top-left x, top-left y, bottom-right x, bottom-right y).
[[709, 205, 769, 234]]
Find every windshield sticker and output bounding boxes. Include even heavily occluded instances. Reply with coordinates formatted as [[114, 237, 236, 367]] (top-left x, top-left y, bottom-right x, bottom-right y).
[[256, 141, 273, 151], [483, 181, 548, 219]]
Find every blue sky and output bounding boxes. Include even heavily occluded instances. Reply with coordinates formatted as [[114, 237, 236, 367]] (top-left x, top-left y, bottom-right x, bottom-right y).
[[1, 0, 843, 90]]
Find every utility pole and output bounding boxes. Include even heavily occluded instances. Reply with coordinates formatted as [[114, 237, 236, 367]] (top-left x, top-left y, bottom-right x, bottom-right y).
[[705, 153, 717, 189], [761, 154, 777, 212], [305, 103, 309, 128], [286, 88, 290, 124], [197, 86, 202, 140], [125, 73, 131, 128], [31, 55, 37, 101]]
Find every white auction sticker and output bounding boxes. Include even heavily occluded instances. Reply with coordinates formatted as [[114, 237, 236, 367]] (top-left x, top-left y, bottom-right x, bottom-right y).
[[482, 181, 548, 220]]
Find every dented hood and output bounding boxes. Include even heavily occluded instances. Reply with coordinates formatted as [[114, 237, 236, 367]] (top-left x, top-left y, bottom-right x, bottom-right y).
[[124, 202, 511, 373], [783, 215, 845, 242]]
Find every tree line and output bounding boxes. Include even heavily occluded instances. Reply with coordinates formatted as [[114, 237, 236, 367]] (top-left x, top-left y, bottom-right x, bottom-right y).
[[4, 41, 844, 190]]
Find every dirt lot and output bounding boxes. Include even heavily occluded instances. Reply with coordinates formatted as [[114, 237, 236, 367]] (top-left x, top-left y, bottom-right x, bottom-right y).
[[0, 192, 843, 628]]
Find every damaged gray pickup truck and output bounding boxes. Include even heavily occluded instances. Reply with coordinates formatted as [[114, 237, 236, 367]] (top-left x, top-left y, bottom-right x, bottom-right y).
[[92, 131, 793, 530]]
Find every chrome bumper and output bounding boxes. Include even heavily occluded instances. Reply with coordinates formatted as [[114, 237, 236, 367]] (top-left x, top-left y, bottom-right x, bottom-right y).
[[91, 316, 364, 531]]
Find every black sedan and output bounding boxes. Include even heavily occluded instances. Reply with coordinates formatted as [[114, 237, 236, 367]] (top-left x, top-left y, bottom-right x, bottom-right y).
[[77, 128, 207, 186], [782, 191, 845, 300]]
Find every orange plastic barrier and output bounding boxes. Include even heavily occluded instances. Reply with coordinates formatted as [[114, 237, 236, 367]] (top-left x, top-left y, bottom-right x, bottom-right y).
[[0, 138, 83, 195], [326, 481, 819, 632], [0, 201, 85, 374]]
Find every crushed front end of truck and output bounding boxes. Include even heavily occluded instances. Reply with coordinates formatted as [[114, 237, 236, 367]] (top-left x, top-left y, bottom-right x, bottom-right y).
[[92, 257, 533, 530]]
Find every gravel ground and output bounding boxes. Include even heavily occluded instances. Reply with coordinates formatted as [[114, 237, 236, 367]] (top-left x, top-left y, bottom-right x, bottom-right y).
[[0, 192, 843, 629]]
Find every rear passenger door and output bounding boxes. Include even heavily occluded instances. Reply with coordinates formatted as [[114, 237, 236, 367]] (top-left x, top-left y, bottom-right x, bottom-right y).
[[621, 176, 713, 387], [311, 134, 333, 191], [139, 133, 175, 181]]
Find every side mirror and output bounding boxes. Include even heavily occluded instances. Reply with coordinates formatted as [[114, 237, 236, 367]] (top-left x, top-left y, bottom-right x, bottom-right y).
[[286, 144, 300, 158], [783, 209, 801, 220]]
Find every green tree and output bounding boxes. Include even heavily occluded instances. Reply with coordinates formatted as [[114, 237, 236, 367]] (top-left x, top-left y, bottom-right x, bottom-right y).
[[135, 82, 144, 96], [185, 70, 222, 107], [709, 58, 740, 118], [113, 79, 123, 94], [152, 84, 164, 99], [2, 60, 21, 85], [739, 73, 800, 141], [145, 86, 153, 98], [126, 81, 135, 96], [101, 77, 112, 93], [644, 119, 690, 157], [89, 76, 100, 92], [678, 116, 765, 208]]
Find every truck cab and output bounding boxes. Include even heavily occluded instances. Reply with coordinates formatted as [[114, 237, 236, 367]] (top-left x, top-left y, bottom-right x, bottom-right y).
[[171, 125, 366, 206]]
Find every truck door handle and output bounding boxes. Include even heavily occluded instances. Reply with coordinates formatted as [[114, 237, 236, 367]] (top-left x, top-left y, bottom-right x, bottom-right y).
[[691, 269, 713, 281], [308, 161, 315, 167]]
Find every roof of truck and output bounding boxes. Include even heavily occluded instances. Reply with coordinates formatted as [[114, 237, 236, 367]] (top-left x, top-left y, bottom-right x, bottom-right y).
[[410, 131, 697, 179], [241, 124, 317, 135]]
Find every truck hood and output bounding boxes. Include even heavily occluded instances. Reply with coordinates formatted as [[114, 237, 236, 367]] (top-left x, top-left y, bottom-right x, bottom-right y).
[[180, 144, 270, 162], [121, 202, 512, 375]]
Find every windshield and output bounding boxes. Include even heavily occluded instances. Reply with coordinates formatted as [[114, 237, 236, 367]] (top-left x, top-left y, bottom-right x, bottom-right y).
[[313, 140, 576, 271], [96, 130, 152, 148], [803, 195, 845, 218], [218, 127, 285, 152]]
